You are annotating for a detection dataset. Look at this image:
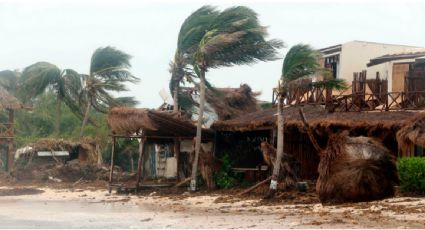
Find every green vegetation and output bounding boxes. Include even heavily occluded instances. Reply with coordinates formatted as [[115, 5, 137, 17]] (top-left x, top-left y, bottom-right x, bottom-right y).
[[213, 153, 244, 189], [0, 46, 139, 171], [398, 157, 425, 195]]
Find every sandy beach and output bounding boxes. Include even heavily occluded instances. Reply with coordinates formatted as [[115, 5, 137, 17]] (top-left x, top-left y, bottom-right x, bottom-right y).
[[0, 185, 424, 229]]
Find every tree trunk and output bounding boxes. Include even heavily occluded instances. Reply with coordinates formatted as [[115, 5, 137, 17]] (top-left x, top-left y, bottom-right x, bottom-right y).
[[267, 89, 284, 198], [55, 95, 62, 137], [190, 68, 206, 191], [173, 84, 179, 113], [79, 100, 91, 139]]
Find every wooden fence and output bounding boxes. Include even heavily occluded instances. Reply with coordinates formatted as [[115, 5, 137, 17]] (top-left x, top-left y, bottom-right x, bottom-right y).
[[273, 70, 425, 112]]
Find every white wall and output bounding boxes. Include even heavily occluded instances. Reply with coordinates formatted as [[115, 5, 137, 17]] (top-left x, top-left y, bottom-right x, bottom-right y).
[[339, 41, 419, 84], [367, 58, 416, 91]]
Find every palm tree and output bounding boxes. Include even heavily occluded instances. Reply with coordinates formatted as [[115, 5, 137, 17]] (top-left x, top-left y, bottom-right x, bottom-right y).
[[0, 70, 20, 94], [79, 46, 139, 138], [170, 6, 219, 113], [268, 44, 346, 197], [19, 62, 82, 137], [188, 6, 284, 191]]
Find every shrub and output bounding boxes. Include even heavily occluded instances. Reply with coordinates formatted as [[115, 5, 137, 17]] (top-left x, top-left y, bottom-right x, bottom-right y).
[[213, 153, 243, 189], [397, 157, 425, 195]]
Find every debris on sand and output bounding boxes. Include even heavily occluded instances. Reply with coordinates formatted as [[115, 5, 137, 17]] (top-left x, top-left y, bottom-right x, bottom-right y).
[[299, 108, 399, 204]]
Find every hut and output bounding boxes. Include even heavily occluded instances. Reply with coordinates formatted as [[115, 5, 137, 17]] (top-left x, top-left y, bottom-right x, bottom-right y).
[[212, 105, 417, 180], [0, 86, 25, 172], [396, 112, 425, 156], [106, 107, 214, 191]]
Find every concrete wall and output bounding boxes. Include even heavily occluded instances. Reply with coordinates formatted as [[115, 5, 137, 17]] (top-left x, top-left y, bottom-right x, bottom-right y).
[[339, 41, 418, 85]]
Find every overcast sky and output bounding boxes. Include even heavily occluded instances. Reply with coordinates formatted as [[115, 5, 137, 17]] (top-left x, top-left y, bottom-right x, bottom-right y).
[[1, 0, 425, 108]]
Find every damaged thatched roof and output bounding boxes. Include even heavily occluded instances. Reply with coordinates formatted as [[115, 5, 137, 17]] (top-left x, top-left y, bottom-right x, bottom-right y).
[[0, 86, 24, 111], [181, 84, 260, 121], [396, 112, 425, 152], [107, 107, 214, 138], [212, 105, 416, 133]]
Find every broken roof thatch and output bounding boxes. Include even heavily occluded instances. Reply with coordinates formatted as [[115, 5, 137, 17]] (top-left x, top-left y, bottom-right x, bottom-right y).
[[107, 107, 214, 138], [181, 84, 260, 121], [396, 112, 425, 154], [212, 105, 416, 133], [0, 86, 24, 111]]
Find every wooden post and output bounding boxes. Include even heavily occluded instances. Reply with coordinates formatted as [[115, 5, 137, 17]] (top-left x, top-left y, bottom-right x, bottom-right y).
[[7, 109, 14, 172], [174, 137, 180, 181], [136, 135, 146, 192], [108, 136, 116, 193]]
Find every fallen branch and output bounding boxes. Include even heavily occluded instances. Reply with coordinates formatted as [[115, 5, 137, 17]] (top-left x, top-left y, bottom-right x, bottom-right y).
[[73, 177, 84, 186], [298, 108, 324, 155], [237, 176, 272, 196], [174, 177, 191, 187]]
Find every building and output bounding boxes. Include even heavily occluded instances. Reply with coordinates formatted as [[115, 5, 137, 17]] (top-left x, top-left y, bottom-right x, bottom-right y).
[[319, 41, 421, 85], [367, 49, 425, 92]]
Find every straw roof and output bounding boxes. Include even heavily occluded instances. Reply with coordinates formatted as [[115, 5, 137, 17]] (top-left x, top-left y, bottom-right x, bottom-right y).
[[396, 112, 425, 153], [212, 105, 416, 133], [0, 86, 23, 111], [107, 107, 214, 138], [206, 84, 259, 120], [181, 84, 260, 121]]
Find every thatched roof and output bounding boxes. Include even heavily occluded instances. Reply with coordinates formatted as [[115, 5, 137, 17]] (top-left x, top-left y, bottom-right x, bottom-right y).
[[107, 107, 214, 139], [207, 84, 259, 120], [396, 112, 425, 153], [212, 105, 416, 133], [181, 84, 259, 121], [0, 86, 23, 111]]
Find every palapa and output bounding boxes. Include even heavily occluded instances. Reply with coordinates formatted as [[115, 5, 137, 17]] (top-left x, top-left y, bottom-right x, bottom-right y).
[[396, 112, 425, 156]]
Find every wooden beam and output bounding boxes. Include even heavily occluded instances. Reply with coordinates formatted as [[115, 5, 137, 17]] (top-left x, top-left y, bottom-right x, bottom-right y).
[[108, 136, 116, 193], [174, 137, 181, 181], [136, 135, 146, 192], [7, 109, 14, 172]]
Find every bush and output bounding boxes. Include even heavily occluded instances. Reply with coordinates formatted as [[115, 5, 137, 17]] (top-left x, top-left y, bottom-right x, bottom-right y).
[[398, 157, 425, 195], [213, 153, 243, 189]]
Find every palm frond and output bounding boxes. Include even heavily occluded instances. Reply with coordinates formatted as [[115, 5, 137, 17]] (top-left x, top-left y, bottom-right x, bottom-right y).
[[194, 6, 283, 69], [0, 70, 20, 93], [177, 5, 219, 54], [282, 44, 320, 82], [311, 79, 348, 90], [19, 62, 62, 100], [90, 46, 139, 82]]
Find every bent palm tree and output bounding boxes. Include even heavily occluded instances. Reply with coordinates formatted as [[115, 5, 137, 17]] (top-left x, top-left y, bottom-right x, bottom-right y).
[[79, 46, 139, 138], [19, 62, 82, 137], [188, 6, 284, 191], [170, 6, 219, 113], [268, 44, 346, 197], [0, 70, 20, 95]]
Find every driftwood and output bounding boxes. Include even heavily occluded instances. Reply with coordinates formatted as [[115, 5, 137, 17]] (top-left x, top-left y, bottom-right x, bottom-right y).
[[298, 108, 399, 204], [174, 177, 191, 187], [237, 176, 272, 196]]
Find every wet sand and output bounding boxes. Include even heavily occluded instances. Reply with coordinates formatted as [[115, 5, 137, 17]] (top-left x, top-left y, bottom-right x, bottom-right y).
[[0, 186, 424, 228]]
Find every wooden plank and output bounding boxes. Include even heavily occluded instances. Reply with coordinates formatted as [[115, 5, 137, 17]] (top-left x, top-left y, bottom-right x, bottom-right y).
[[108, 136, 116, 194]]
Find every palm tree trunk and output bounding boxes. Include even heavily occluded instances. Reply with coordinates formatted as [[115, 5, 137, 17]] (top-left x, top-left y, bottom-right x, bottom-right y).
[[190, 68, 206, 191], [79, 101, 91, 139], [267, 90, 284, 197], [55, 95, 62, 137], [173, 84, 179, 113]]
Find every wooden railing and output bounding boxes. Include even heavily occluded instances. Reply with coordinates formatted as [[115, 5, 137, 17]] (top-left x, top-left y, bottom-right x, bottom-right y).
[[330, 91, 425, 112], [0, 123, 14, 138]]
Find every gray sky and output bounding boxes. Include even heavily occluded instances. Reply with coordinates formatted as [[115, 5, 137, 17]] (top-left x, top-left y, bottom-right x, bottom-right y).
[[1, 0, 425, 108]]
